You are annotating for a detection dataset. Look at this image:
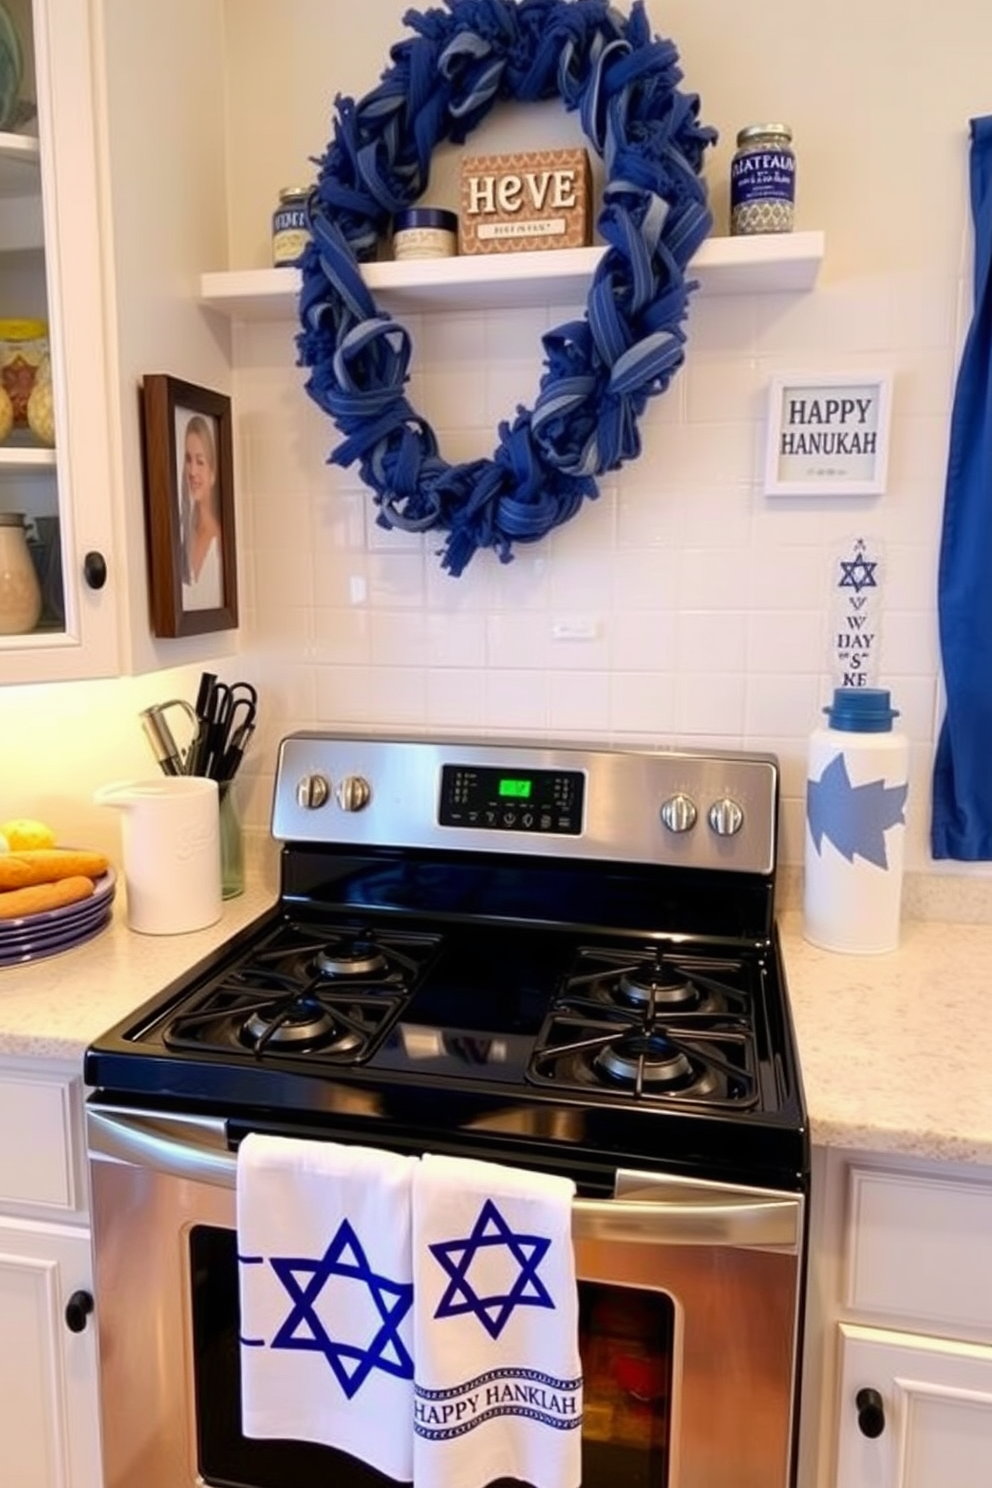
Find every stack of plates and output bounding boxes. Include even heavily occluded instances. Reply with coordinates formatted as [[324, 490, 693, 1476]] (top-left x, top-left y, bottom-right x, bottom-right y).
[[0, 868, 117, 968]]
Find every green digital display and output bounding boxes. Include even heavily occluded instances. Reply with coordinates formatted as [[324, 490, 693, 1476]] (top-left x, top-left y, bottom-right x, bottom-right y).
[[498, 778, 533, 799]]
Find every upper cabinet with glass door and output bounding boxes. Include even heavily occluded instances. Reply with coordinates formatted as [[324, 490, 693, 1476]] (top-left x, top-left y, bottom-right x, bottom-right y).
[[0, 0, 121, 681], [0, 0, 235, 685]]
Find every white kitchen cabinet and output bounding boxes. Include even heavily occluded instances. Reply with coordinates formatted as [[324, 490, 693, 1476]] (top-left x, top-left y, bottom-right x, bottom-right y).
[[799, 1147, 992, 1488], [1, 0, 237, 684], [0, 1058, 102, 1488], [836, 1323, 992, 1488]]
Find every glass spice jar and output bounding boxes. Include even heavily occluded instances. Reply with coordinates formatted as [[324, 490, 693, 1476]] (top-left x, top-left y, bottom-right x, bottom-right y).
[[730, 124, 796, 236], [271, 186, 311, 267]]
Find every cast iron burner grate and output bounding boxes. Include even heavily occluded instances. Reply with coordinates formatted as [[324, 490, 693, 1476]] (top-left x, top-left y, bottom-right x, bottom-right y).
[[527, 947, 758, 1105], [160, 919, 442, 1063], [561, 947, 753, 1018]]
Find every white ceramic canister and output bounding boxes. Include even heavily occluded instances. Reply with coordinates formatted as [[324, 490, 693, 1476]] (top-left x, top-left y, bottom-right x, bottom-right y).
[[94, 776, 221, 935], [803, 688, 909, 954]]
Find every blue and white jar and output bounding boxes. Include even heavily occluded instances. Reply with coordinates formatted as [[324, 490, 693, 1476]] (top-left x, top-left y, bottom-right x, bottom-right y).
[[271, 186, 311, 267], [804, 688, 909, 954], [730, 123, 796, 236]]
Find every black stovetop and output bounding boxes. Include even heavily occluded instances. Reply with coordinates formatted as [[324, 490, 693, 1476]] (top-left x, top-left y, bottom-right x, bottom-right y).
[[84, 849, 808, 1194]]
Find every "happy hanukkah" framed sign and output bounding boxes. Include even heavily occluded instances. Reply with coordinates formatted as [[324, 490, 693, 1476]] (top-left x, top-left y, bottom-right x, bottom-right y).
[[763, 372, 893, 496]]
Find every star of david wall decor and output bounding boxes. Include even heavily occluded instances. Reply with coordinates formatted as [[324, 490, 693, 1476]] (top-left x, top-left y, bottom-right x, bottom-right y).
[[763, 372, 893, 496]]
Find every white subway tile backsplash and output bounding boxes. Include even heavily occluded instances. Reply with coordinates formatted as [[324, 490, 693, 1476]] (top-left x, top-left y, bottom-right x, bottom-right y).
[[609, 610, 678, 672], [610, 671, 676, 735], [371, 610, 486, 669], [548, 671, 611, 733], [426, 668, 487, 727], [485, 670, 550, 730], [235, 259, 963, 872], [674, 672, 746, 737], [677, 610, 748, 673], [747, 610, 827, 674]]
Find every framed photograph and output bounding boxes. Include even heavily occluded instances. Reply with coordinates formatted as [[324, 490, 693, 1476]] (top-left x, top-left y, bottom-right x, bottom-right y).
[[763, 372, 893, 496], [139, 374, 239, 637]]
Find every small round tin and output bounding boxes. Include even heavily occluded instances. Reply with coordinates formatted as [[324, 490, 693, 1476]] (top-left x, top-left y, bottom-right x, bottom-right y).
[[272, 186, 311, 267], [392, 207, 458, 260]]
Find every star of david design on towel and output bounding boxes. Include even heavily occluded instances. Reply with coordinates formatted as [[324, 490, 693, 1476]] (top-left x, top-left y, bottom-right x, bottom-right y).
[[270, 1218, 414, 1398], [429, 1198, 555, 1340]]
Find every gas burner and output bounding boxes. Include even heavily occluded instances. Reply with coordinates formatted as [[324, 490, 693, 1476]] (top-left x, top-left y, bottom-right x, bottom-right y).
[[527, 1000, 758, 1107], [242, 994, 363, 1055], [246, 920, 441, 995], [593, 1031, 717, 1095], [563, 947, 751, 1021], [616, 962, 700, 1011], [314, 937, 389, 980]]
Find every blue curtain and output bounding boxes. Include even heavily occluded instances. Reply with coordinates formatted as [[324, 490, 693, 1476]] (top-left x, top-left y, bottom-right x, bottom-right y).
[[931, 115, 992, 859]]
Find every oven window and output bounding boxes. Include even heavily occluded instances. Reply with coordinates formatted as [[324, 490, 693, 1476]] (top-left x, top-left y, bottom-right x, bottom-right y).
[[191, 1228, 673, 1488]]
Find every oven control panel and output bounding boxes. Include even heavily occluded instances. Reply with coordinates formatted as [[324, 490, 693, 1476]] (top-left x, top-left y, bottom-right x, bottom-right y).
[[437, 764, 584, 835], [273, 734, 779, 873]]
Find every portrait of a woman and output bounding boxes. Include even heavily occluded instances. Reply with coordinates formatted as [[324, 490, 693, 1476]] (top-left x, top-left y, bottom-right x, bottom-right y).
[[178, 411, 223, 612]]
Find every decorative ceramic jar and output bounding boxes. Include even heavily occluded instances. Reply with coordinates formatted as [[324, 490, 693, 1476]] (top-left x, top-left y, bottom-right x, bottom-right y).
[[0, 512, 43, 634]]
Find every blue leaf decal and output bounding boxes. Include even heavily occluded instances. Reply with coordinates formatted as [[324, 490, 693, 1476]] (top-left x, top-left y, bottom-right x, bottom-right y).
[[807, 752, 907, 868]]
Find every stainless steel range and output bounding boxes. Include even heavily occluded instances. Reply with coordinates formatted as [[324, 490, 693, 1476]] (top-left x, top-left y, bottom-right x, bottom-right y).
[[85, 734, 809, 1488]]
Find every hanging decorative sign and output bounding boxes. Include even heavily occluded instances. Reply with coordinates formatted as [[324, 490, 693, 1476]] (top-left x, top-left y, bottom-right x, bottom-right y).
[[828, 534, 885, 689], [297, 0, 716, 576], [763, 372, 893, 497]]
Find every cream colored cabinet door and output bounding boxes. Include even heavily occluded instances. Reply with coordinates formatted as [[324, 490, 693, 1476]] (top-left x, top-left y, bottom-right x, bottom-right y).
[[0, 1216, 102, 1488], [836, 1322, 992, 1488]]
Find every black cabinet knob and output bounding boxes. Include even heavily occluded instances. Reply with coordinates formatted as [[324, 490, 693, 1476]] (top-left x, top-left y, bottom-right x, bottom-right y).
[[65, 1290, 94, 1333], [856, 1387, 885, 1438], [83, 551, 108, 590]]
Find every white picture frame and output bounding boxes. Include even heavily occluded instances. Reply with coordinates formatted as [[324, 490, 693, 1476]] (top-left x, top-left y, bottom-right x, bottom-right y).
[[763, 372, 893, 496]]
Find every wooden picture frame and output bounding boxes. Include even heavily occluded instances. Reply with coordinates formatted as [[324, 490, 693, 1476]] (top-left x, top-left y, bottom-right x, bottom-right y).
[[763, 372, 893, 497], [139, 374, 238, 637]]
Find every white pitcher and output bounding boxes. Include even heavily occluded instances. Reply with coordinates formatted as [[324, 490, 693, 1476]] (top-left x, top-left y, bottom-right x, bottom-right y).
[[94, 776, 221, 935]]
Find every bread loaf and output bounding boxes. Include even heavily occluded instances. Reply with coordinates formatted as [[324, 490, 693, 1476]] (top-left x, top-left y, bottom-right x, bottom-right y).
[[0, 875, 96, 920], [0, 848, 110, 892]]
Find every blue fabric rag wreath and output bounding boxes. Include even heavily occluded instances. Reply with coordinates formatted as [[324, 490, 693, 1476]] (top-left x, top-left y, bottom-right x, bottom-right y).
[[298, 0, 716, 576]]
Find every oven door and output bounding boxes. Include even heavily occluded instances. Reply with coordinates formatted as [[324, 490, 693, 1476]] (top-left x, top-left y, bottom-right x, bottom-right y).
[[87, 1106, 804, 1488]]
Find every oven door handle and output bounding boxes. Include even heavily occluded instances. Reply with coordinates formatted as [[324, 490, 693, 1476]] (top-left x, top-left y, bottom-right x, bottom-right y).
[[86, 1107, 802, 1252]]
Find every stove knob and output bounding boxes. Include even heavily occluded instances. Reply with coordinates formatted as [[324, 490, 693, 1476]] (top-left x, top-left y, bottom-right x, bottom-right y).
[[660, 793, 697, 833], [708, 797, 744, 836], [297, 773, 330, 810], [336, 775, 371, 812]]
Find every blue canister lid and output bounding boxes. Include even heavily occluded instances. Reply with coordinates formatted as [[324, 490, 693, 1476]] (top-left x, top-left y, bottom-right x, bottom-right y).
[[393, 207, 458, 233], [823, 687, 900, 733]]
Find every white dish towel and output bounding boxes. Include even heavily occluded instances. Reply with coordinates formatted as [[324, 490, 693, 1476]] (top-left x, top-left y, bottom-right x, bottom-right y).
[[237, 1132, 417, 1482], [412, 1153, 583, 1488]]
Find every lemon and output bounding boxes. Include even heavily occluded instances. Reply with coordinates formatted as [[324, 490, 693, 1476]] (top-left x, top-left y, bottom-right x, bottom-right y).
[[1, 817, 57, 851], [0, 833, 7, 852]]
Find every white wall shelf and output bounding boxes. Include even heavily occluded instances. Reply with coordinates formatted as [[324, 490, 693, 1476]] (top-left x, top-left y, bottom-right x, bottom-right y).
[[200, 230, 825, 321]]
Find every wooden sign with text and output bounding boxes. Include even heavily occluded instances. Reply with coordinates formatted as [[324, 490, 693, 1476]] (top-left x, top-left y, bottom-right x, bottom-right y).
[[458, 147, 592, 255]]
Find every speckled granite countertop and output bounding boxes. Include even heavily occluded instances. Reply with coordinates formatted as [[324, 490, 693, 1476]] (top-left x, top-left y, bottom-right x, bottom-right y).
[[2, 864, 991, 1167]]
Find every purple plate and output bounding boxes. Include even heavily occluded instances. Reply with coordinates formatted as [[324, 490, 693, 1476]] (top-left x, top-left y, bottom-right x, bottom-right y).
[[0, 892, 115, 949], [0, 909, 113, 967], [0, 866, 116, 934]]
